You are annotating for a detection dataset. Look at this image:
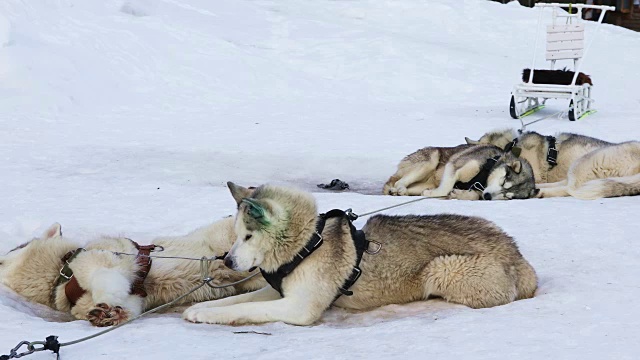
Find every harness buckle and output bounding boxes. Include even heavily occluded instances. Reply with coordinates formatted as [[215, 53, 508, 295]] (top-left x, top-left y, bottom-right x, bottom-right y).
[[58, 267, 72, 281], [344, 208, 359, 221], [547, 148, 558, 166], [365, 240, 382, 255], [312, 232, 323, 248], [471, 182, 485, 192], [351, 267, 362, 283]]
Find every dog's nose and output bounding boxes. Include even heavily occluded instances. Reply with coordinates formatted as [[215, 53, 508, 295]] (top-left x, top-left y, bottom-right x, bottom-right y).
[[223, 256, 234, 269], [483, 193, 492, 200]]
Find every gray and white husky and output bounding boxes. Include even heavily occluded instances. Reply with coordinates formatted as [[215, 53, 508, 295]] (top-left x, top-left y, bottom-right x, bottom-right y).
[[385, 143, 538, 200], [466, 128, 640, 199], [182, 182, 537, 326], [0, 219, 265, 327]]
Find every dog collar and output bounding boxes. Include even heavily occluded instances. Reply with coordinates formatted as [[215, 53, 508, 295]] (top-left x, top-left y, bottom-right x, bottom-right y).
[[453, 155, 502, 193]]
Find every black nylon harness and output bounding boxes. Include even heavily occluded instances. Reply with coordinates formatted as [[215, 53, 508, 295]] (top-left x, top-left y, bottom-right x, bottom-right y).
[[504, 136, 558, 168], [545, 136, 558, 168], [260, 209, 370, 300], [453, 155, 502, 192]]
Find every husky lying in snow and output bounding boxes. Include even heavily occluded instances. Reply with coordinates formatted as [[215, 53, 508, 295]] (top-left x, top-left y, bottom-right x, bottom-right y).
[[182, 182, 537, 326], [466, 128, 640, 199], [0, 219, 265, 327], [384, 144, 538, 200]]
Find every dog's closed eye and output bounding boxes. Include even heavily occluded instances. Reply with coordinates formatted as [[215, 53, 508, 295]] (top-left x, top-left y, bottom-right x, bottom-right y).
[[245, 234, 253, 241]]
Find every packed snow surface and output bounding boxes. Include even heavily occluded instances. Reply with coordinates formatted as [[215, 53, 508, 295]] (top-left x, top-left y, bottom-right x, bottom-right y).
[[1, 1, 639, 359]]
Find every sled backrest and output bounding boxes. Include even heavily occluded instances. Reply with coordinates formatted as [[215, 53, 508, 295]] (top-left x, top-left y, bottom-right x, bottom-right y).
[[546, 24, 584, 61]]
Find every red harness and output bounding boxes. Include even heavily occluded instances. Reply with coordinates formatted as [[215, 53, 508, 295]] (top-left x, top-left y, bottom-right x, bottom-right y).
[[60, 241, 156, 306]]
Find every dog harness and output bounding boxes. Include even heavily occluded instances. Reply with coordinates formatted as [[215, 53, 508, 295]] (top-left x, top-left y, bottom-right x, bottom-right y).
[[260, 209, 372, 300], [454, 155, 502, 193], [545, 136, 558, 168], [503, 138, 522, 157], [505, 136, 558, 170], [54, 240, 156, 306]]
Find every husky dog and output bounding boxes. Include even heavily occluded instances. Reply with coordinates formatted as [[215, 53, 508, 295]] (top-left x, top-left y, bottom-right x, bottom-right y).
[[0, 219, 265, 327], [466, 129, 640, 199], [536, 141, 640, 199], [393, 143, 538, 200], [182, 182, 537, 326], [465, 128, 612, 184]]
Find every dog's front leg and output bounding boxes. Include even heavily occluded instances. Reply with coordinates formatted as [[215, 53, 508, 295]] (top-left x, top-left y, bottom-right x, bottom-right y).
[[183, 297, 319, 326], [448, 189, 481, 200], [421, 163, 461, 197], [184, 286, 280, 312]]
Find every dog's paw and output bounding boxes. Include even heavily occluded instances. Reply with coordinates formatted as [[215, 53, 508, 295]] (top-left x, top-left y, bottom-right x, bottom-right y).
[[395, 186, 408, 196], [183, 307, 233, 325], [448, 189, 480, 200], [421, 189, 435, 197], [87, 303, 130, 327]]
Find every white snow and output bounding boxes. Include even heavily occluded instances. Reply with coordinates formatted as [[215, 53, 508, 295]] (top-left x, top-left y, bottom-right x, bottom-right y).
[[1, 0, 639, 359]]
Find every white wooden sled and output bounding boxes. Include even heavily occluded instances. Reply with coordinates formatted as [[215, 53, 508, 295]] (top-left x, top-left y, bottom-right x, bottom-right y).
[[510, 3, 614, 121]]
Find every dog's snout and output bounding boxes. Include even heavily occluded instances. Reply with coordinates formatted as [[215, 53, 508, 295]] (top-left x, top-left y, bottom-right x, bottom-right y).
[[223, 256, 234, 269], [483, 193, 492, 200]]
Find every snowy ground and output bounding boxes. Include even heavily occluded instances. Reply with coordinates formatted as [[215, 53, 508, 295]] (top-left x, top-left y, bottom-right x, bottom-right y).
[[1, 0, 639, 359]]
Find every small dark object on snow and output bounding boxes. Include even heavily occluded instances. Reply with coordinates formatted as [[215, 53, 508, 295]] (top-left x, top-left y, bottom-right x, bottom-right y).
[[522, 68, 593, 86], [317, 179, 349, 191], [233, 331, 272, 336]]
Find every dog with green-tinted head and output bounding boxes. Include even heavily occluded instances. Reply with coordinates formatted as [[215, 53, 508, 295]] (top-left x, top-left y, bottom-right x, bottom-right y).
[[183, 182, 538, 326], [223, 182, 318, 273]]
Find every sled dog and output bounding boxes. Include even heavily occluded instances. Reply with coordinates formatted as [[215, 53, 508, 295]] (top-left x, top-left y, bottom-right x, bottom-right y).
[[386, 143, 538, 200], [0, 219, 265, 327], [466, 129, 640, 199], [182, 182, 537, 326]]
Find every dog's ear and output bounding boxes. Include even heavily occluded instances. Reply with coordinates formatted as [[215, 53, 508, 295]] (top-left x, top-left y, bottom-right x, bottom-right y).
[[227, 182, 252, 205], [511, 160, 522, 174], [531, 188, 540, 198], [465, 137, 480, 145], [241, 198, 270, 226], [43, 223, 62, 239]]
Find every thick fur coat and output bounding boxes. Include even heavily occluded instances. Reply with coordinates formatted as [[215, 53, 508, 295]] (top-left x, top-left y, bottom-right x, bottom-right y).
[[466, 128, 640, 199], [182, 183, 537, 326], [0, 219, 265, 326]]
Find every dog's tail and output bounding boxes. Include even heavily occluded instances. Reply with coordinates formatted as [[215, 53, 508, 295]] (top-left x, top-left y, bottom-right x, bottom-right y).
[[514, 258, 537, 300], [569, 173, 640, 200]]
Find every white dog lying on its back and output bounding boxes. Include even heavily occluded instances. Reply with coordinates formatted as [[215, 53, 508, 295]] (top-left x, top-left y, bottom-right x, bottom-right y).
[[0, 218, 265, 327]]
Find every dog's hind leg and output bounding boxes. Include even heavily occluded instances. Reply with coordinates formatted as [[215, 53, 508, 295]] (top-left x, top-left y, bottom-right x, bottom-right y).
[[421, 161, 478, 198], [80, 269, 145, 326], [536, 180, 568, 188], [423, 254, 519, 309], [391, 162, 437, 196], [406, 181, 436, 196], [538, 185, 570, 198]]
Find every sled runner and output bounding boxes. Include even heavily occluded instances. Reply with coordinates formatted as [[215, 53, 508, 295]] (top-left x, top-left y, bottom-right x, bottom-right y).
[[509, 3, 614, 121]]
